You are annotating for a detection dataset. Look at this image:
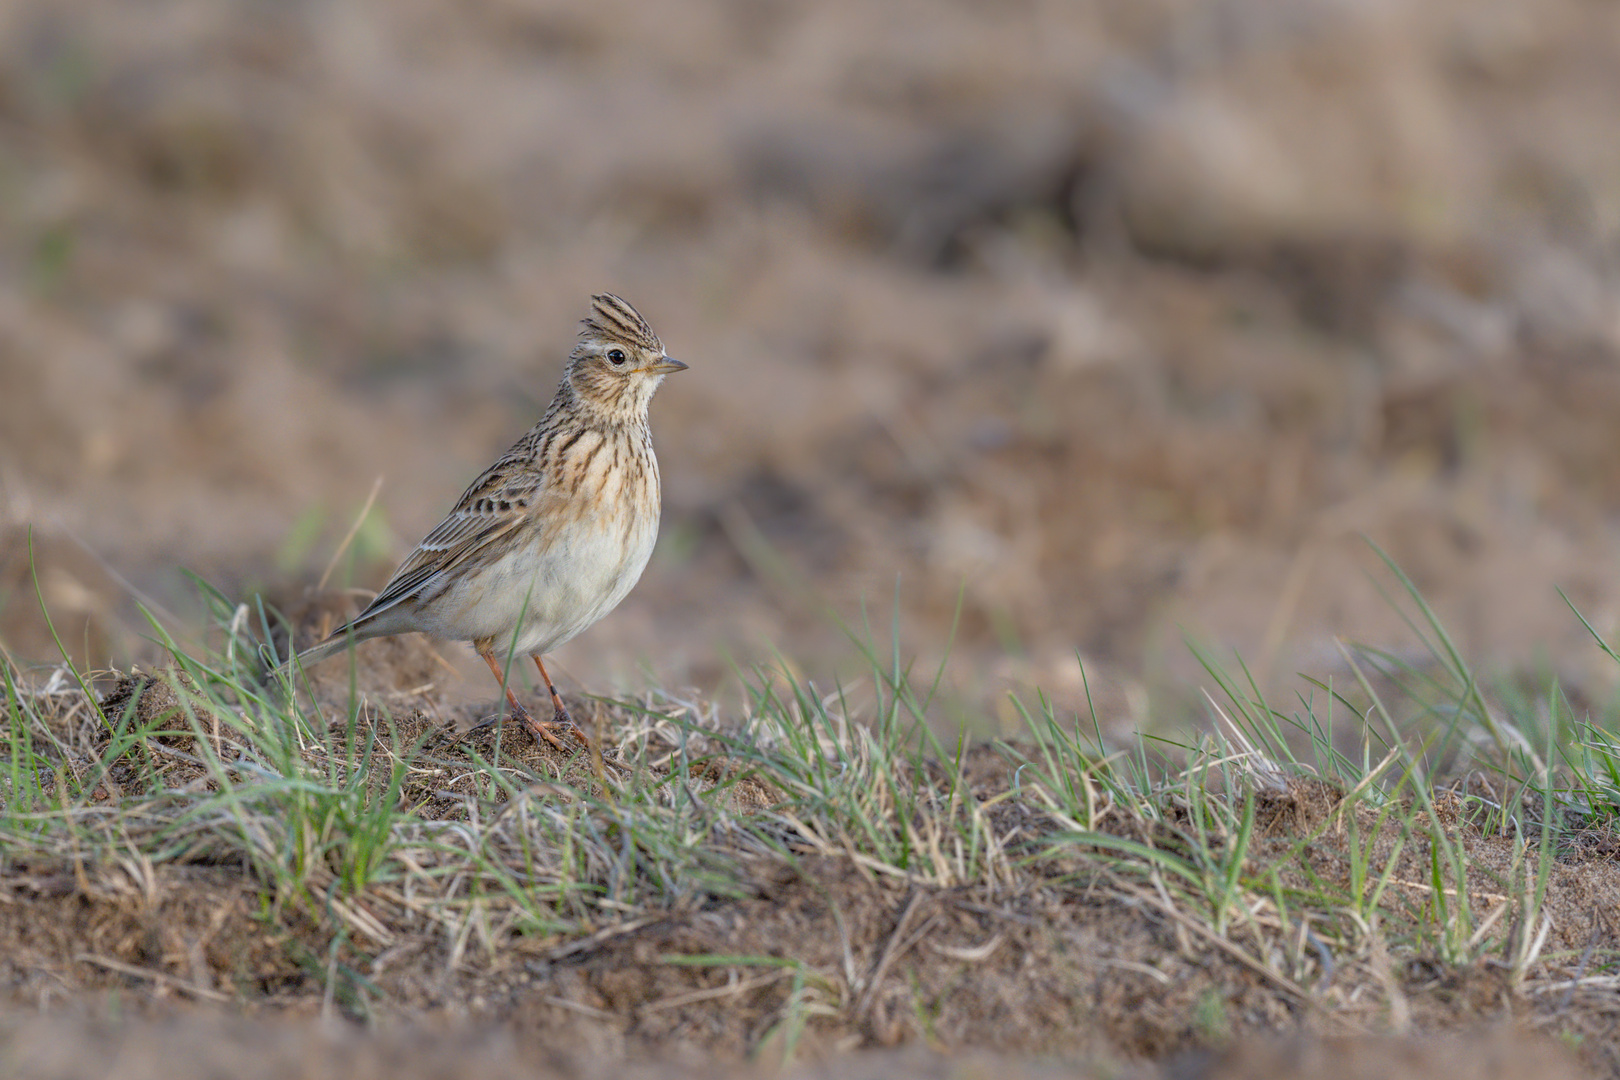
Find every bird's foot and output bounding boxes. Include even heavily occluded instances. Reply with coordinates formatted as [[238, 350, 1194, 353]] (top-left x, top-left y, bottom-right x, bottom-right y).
[[508, 696, 579, 757], [468, 701, 580, 753], [540, 704, 592, 751]]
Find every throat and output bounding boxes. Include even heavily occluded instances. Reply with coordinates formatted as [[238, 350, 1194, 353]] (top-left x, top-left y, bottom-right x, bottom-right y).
[[573, 393, 652, 431]]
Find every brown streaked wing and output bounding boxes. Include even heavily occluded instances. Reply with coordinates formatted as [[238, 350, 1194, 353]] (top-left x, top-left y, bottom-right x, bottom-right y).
[[337, 462, 545, 630]]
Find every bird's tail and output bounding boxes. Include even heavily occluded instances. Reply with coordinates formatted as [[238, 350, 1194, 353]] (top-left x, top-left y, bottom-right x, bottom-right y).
[[270, 632, 363, 681]]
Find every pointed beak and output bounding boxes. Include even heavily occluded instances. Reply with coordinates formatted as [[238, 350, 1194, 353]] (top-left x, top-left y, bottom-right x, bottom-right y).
[[649, 356, 689, 375]]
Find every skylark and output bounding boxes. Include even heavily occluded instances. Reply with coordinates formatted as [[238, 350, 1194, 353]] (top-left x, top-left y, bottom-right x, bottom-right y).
[[281, 294, 687, 750]]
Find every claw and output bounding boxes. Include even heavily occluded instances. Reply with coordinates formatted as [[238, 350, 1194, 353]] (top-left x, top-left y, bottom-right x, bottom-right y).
[[477, 650, 591, 752], [545, 705, 592, 749], [510, 699, 573, 752]]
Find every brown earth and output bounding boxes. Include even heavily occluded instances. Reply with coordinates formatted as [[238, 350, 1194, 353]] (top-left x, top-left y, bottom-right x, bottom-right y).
[[0, 1015, 1588, 1080], [0, 662, 1609, 1077], [6, 0, 1620, 728], [5, 0, 1620, 1075], [0, 786, 1603, 1080]]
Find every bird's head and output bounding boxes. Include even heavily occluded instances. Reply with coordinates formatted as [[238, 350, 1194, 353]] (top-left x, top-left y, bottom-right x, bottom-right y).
[[565, 294, 687, 420]]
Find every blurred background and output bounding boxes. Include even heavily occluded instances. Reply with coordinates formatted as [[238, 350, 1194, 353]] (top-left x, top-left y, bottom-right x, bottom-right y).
[[4, 0, 1620, 735]]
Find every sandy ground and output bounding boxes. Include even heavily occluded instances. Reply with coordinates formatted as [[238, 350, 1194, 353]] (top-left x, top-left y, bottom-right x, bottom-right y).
[[0, 1012, 1588, 1080], [6, 0, 1620, 729]]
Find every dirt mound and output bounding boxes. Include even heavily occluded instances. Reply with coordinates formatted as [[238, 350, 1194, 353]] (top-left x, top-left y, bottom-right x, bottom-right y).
[[0, 693, 1612, 1074]]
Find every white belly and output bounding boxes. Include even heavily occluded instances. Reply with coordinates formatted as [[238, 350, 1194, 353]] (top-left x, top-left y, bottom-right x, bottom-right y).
[[416, 508, 660, 657]]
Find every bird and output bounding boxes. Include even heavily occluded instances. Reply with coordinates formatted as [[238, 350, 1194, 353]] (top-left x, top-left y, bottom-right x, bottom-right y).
[[279, 293, 687, 751]]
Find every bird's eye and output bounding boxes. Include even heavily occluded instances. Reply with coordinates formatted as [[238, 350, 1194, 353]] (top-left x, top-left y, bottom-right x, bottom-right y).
[[607, 349, 627, 365]]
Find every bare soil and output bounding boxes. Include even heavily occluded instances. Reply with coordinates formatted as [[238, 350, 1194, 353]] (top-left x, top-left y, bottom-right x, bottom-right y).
[[6, 0, 1620, 726], [0, 660, 1608, 1077], [0, 1013, 1587, 1080]]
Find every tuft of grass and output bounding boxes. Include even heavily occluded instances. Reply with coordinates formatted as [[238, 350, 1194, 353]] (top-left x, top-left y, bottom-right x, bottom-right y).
[[0, 553, 1617, 1061]]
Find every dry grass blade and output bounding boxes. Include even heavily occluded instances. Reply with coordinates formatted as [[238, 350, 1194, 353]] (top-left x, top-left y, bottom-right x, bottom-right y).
[[75, 954, 232, 1003], [0, 576, 1615, 1072]]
